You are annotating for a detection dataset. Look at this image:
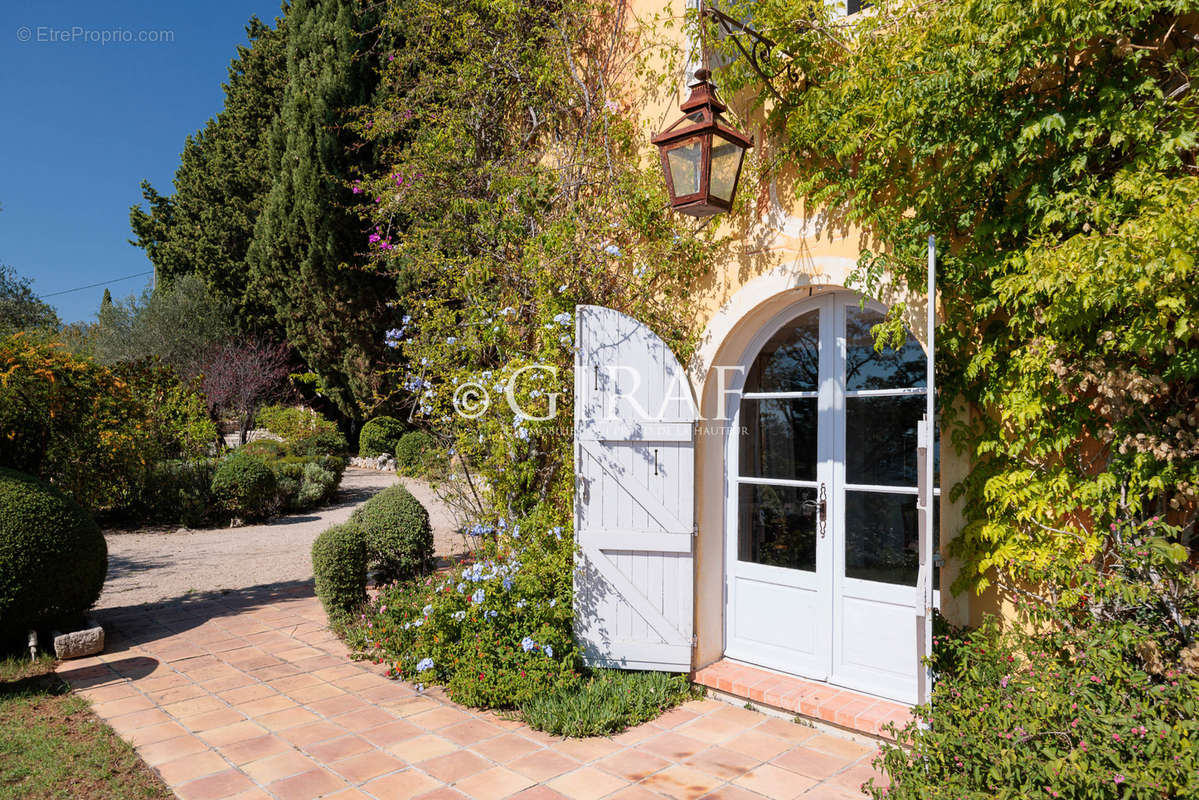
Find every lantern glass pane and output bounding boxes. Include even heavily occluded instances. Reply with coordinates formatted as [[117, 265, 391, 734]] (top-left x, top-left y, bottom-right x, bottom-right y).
[[710, 136, 745, 202], [666, 138, 703, 197]]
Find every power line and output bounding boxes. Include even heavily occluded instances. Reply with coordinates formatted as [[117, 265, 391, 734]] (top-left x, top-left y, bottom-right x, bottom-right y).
[[41, 271, 154, 298]]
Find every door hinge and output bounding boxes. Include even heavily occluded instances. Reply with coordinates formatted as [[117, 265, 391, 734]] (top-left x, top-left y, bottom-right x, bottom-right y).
[[691, 633, 698, 648], [692, 523, 699, 538]]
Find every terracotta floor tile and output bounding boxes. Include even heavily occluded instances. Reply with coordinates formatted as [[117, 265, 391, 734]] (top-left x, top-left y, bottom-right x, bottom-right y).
[[677, 715, 748, 745], [108, 707, 173, 732], [832, 700, 876, 731], [454, 765, 536, 800], [149, 683, 210, 706], [157, 750, 232, 784], [639, 764, 724, 800], [603, 787, 663, 800], [506, 787, 571, 800], [137, 733, 211, 766], [545, 766, 629, 800], [771, 747, 854, 782], [288, 682, 347, 705], [683, 746, 760, 781], [419, 749, 491, 783], [388, 733, 460, 763], [237, 694, 299, 718], [360, 718, 423, 748], [733, 763, 816, 800], [755, 719, 818, 744], [509, 749, 581, 782], [639, 731, 710, 762], [410, 705, 473, 730], [243, 750, 321, 784], [306, 693, 369, 718], [78, 683, 140, 703], [440, 718, 504, 746], [824, 762, 887, 796], [220, 683, 279, 705], [127, 720, 190, 747], [268, 767, 348, 800], [304, 734, 374, 763], [549, 737, 621, 764], [175, 768, 257, 800], [699, 784, 773, 800], [722, 729, 793, 761], [801, 734, 875, 761], [595, 748, 670, 782], [93, 694, 156, 717], [281, 720, 350, 747], [269, 673, 325, 693], [469, 733, 543, 764], [334, 706, 397, 733], [222, 733, 293, 765], [259, 706, 322, 731], [653, 706, 701, 729], [182, 708, 248, 732], [362, 769, 443, 798], [413, 787, 472, 800], [199, 721, 269, 747], [164, 696, 231, 719], [329, 749, 406, 783]]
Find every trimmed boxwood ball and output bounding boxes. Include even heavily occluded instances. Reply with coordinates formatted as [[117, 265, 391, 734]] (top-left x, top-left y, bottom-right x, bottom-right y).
[[395, 430, 435, 476], [0, 468, 107, 641], [351, 484, 432, 581], [312, 523, 367, 620], [358, 415, 406, 458], [211, 451, 277, 521]]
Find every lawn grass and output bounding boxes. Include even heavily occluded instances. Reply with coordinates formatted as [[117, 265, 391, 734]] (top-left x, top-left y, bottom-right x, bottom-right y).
[[517, 668, 698, 737], [0, 654, 172, 800]]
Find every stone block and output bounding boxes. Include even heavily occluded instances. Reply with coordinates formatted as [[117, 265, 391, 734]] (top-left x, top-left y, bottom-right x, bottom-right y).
[[53, 623, 105, 659]]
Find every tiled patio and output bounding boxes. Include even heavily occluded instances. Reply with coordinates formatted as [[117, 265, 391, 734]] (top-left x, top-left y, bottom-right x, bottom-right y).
[[58, 584, 887, 800], [692, 661, 912, 740]]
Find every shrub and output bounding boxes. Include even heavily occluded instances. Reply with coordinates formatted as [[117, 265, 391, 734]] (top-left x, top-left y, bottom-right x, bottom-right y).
[[271, 461, 306, 512], [312, 523, 367, 621], [359, 416, 406, 458], [241, 438, 287, 460], [211, 451, 277, 521], [395, 430, 436, 476], [350, 485, 432, 581], [0, 468, 107, 642], [345, 513, 581, 710], [257, 405, 346, 456], [518, 670, 695, 737], [298, 462, 339, 508], [872, 520, 1199, 800], [133, 460, 218, 527]]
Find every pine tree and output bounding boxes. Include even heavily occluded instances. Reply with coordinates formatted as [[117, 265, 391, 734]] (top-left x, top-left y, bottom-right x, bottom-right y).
[[246, 0, 389, 420]]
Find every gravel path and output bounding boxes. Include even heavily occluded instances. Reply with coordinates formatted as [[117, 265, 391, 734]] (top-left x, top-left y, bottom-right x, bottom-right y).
[[98, 469, 468, 611]]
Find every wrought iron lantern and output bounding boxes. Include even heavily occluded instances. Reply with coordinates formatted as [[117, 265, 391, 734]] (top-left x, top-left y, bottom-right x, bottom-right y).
[[651, 68, 753, 217]]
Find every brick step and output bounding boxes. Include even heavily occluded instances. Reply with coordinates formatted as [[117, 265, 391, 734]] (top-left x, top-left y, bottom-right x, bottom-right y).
[[692, 659, 913, 740]]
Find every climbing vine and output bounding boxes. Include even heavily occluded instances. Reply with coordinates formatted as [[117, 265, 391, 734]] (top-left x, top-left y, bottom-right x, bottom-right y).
[[712, 0, 1199, 590]]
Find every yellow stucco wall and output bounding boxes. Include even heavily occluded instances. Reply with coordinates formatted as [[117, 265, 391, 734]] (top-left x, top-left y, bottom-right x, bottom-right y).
[[627, 0, 978, 669]]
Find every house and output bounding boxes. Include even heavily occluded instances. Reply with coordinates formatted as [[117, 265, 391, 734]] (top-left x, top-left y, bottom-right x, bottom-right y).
[[571, 0, 976, 735]]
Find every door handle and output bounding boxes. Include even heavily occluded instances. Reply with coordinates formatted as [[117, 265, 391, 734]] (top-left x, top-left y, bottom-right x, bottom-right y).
[[818, 483, 827, 538]]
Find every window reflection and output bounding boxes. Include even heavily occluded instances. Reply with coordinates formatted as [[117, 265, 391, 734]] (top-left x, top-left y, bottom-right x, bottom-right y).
[[845, 306, 926, 391], [738, 484, 818, 571], [740, 398, 817, 481], [744, 310, 819, 393]]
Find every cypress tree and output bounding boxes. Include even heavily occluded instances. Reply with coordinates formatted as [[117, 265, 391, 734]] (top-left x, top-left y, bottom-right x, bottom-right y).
[[246, 0, 389, 421]]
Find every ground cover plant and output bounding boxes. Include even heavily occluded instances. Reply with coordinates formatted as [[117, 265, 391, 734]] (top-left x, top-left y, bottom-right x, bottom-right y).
[[0, 654, 172, 800]]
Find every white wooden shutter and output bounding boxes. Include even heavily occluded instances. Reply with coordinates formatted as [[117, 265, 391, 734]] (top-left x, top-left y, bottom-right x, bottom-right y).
[[573, 305, 697, 672]]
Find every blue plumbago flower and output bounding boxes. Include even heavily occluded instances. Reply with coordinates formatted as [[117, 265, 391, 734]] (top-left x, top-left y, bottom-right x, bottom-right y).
[[456, 582, 467, 594], [471, 588, 485, 604], [422, 604, 433, 617], [499, 306, 516, 316], [514, 426, 529, 441], [402, 622, 411, 630], [416, 657, 434, 672], [544, 645, 554, 658], [560, 335, 572, 346], [446, 336, 457, 345], [402, 315, 412, 325], [485, 610, 498, 619], [557, 283, 568, 292], [603, 244, 622, 257], [415, 683, 425, 692], [384, 328, 404, 348], [634, 265, 647, 277], [451, 610, 466, 621], [502, 575, 513, 591], [516, 599, 527, 609], [512, 524, 521, 539], [549, 598, 557, 608], [413, 618, 424, 627], [521, 637, 538, 652], [552, 311, 572, 326], [551, 526, 563, 540]]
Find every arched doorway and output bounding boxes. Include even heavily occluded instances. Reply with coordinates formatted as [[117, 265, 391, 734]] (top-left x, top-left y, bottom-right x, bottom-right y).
[[723, 290, 929, 702]]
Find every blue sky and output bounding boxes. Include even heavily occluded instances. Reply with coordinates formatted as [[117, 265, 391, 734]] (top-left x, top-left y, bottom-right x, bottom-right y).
[[1, 1, 282, 323]]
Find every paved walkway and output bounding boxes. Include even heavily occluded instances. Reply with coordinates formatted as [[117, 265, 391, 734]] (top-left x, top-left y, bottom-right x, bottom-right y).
[[59, 588, 885, 800]]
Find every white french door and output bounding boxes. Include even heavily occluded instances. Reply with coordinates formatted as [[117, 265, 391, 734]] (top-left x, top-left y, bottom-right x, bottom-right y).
[[725, 292, 931, 704]]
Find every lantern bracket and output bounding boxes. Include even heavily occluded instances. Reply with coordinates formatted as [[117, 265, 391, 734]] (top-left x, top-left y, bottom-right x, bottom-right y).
[[700, 4, 800, 103]]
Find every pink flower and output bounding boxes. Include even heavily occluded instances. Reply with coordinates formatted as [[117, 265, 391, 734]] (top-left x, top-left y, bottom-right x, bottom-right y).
[[369, 233, 381, 244]]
